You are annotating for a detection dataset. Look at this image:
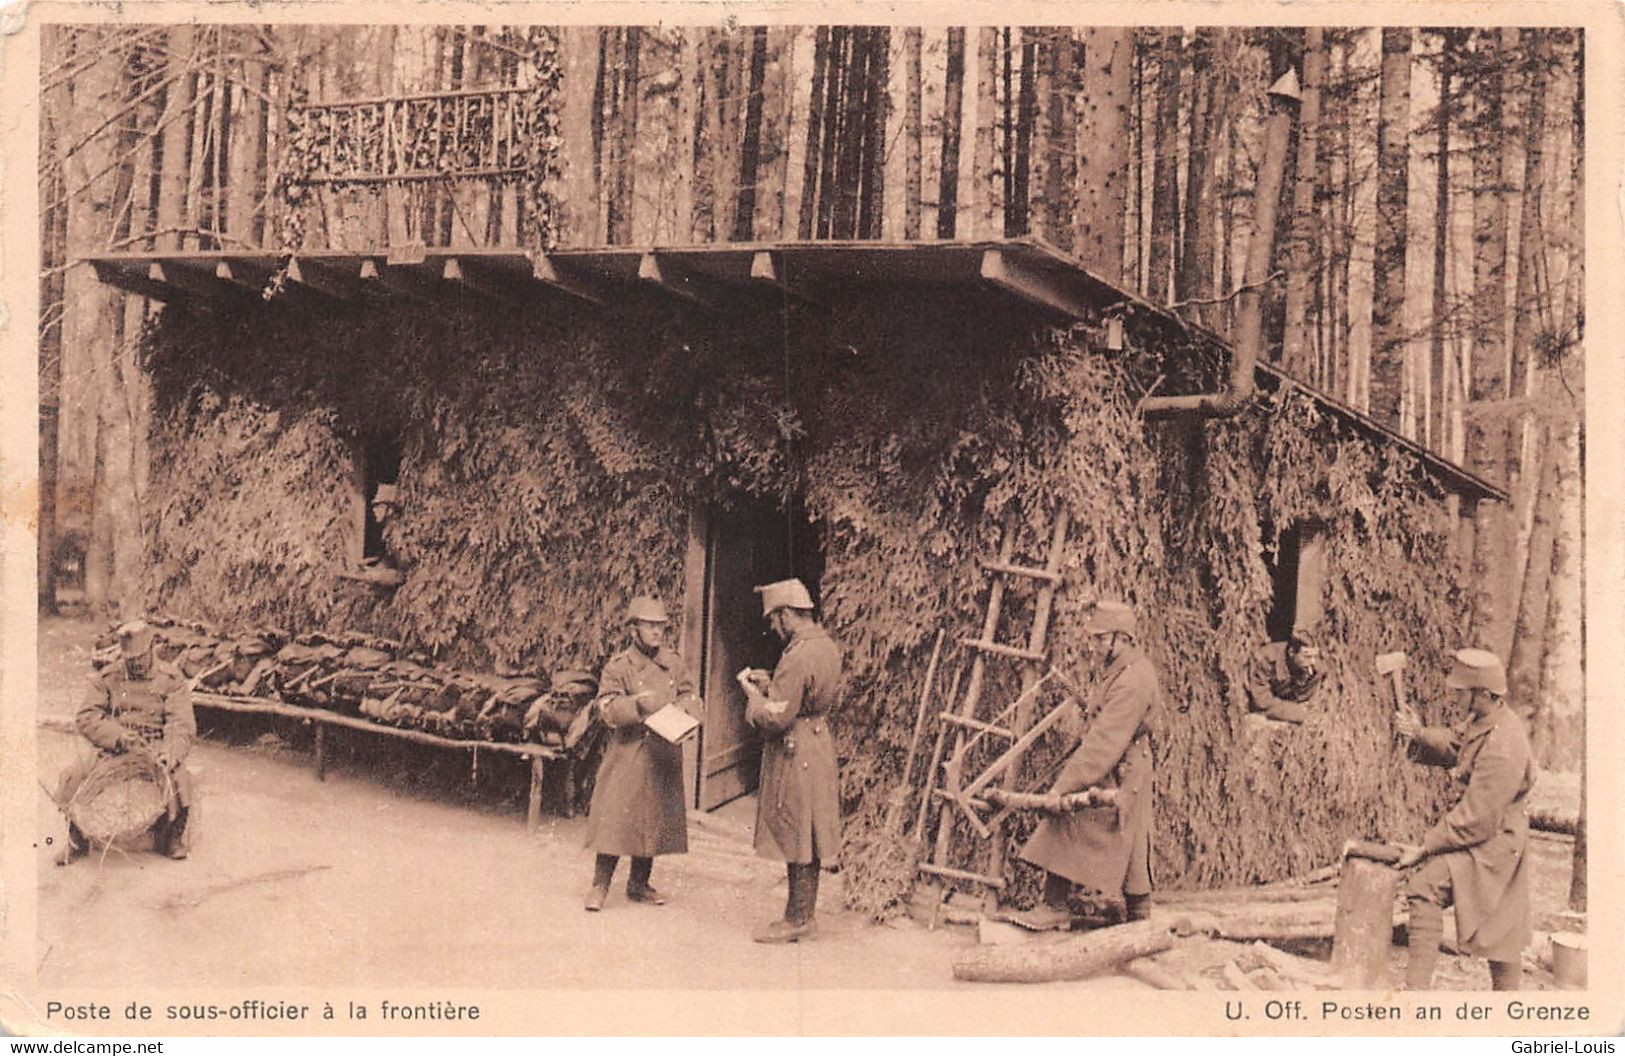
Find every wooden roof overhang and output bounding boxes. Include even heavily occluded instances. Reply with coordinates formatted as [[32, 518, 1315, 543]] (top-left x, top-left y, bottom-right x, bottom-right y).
[[82, 237, 1507, 504]]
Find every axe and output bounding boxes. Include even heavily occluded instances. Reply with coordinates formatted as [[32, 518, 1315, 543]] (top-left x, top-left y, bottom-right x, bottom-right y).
[[1376, 650, 1420, 729]]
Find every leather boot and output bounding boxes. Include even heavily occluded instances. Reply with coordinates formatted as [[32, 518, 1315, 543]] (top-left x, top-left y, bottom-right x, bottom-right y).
[[1405, 899, 1444, 990], [1124, 893, 1153, 922], [1005, 871, 1073, 932], [627, 855, 665, 905], [1489, 960, 1522, 991], [157, 805, 195, 860], [54, 823, 89, 867], [585, 854, 616, 911], [755, 864, 816, 943], [804, 860, 822, 927]]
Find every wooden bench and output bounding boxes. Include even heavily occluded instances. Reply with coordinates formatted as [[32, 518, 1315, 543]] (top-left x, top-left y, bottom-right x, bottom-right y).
[[192, 692, 565, 828]]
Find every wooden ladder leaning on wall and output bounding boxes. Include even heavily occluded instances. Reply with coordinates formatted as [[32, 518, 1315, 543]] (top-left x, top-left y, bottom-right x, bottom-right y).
[[915, 504, 1072, 912]]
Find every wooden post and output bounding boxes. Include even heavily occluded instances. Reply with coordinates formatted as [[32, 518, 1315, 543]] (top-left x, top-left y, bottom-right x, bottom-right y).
[[528, 755, 546, 830], [1330, 857, 1399, 988], [314, 722, 327, 781]]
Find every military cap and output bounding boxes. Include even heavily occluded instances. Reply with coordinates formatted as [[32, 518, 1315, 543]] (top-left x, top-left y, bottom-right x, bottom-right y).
[[116, 619, 156, 654], [1445, 647, 1506, 695], [1085, 600, 1136, 637], [756, 578, 814, 617], [626, 595, 670, 624]]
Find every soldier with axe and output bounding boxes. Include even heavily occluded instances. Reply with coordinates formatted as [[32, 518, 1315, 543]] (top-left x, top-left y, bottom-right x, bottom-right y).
[[1391, 648, 1535, 990]]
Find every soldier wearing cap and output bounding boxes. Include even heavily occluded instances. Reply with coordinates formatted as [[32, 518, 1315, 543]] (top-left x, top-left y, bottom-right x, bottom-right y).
[[582, 595, 702, 911], [1008, 600, 1159, 931], [737, 578, 843, 943], [54, 619, 198, 863], [1245, 628, 1324, 724], [1394, 647, 1534, 990]]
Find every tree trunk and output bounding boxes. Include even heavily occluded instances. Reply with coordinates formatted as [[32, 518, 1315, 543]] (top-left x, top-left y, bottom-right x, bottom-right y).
[[752, 28, 793, 241], [1368, 28, 1412, 428], [1036, 31, 1077, 249], [903, 28, 923, 240], [59, 34, 125, 614], [1145, 29, 1182, 305], [952, 918, 1180, 983], [797, 28, 831, 240], [1506, 33, 1551, 484], [155, 26, 196, 252], [858, 28, 889, 239], [936, 28, 966, 239], [558, 27, 601, 246], [731, 27, 769, 241], [1428, 33, 1457, 450], [1075, 27, 1131, 282], [1175, 29, 1217, 320], [968, 27, 1001, 239], [1504, 413, 1558, 717], [1283, 27, 1326, 378], [1008, 29, 1037, 236]]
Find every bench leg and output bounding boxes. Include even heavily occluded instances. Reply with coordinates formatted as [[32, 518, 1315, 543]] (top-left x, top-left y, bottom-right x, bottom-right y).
[[314, 724, 326, 782], [527, 756, 545, 830]]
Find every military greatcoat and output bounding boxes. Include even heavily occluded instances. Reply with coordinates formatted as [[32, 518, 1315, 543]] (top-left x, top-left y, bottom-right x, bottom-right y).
[[56, 661, 198, 812], [747, 624, 843, 865], [583, 644, 698, 858], [1019, 644, 1157, 897], [1407, 702, 1535, 962]]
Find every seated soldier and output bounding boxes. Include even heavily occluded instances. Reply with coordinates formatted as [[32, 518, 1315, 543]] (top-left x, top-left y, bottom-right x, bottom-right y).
[[1245, 629, 1323, 724], [55, 620, 198, 863]]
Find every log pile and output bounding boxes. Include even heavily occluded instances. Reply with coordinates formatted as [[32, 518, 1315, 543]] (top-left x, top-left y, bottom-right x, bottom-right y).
[[93, 617, 599, 750]]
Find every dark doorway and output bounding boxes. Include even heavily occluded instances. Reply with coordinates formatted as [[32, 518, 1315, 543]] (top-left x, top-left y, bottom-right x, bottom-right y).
[[697, 494, 823, 810]]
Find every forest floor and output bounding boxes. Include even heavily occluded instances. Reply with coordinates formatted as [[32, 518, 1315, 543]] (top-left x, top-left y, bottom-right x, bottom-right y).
[[30, 615, 1579, 1005]]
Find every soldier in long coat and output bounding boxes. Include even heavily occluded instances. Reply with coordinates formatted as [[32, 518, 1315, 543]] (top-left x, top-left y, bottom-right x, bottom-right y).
[[582, 596, 701, 911], [1395, 648, 1535, 990], [738, 578, 842, 944], [55, 620, 198, 863], [1009, 600, 1157, 931]]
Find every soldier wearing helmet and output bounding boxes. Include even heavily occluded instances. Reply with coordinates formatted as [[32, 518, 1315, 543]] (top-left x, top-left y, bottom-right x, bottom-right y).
[[1007, 600, 1160, 931], [582, 595, 702, 912], [737, 578, 843, 943], [1393, 648, 1534, 990], [54, 619, 198, 864]]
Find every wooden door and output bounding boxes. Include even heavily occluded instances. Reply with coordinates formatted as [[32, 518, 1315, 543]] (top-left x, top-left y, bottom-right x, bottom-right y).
[[697, 500, 821, 810]]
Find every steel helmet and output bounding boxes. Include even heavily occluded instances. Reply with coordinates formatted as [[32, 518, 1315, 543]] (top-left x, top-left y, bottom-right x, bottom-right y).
[[1445, 647, 1506, 695], [756, 578, 814, 617], [626, 596, 670, 624]]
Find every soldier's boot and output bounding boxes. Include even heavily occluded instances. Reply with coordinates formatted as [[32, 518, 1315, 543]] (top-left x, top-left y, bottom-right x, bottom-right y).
[[156, 804, 196, 860], [1005, 871, 1074, 932], [1405, 899, 1445, 990], [626, 855, 666, 905], [1488, 960, 1523, 991], [1124, 893, 1154, 922], [54, 823, 90, 867], [754, 864, 817, 943], [585, 854, 617, 912]]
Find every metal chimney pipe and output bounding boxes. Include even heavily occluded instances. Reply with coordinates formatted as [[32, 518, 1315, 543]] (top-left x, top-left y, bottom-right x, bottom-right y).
[[1141, 68, 1302, 418]]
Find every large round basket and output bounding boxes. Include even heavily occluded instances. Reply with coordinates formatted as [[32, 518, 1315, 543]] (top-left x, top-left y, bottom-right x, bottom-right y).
[[68, 752, 171, 848]]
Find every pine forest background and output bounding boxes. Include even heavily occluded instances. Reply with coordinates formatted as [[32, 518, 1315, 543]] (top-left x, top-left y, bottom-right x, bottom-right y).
[[37, 24, 1585, 899]]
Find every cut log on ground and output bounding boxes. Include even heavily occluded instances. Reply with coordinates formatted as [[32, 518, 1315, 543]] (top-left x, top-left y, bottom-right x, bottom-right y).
[[951, 917, 1181, 983], [1175, 900, 1338, 943], [1123, 955, 1194, 990], [1239, 940, 1337, 989]]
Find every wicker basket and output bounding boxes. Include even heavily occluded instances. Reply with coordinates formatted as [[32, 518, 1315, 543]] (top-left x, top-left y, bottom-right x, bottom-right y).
[[67, 752, 172, 847]]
